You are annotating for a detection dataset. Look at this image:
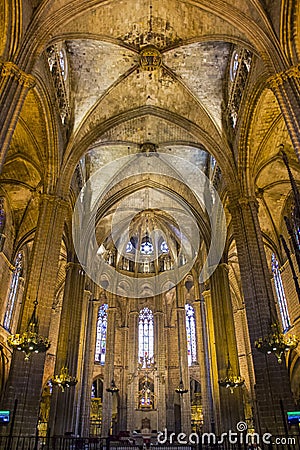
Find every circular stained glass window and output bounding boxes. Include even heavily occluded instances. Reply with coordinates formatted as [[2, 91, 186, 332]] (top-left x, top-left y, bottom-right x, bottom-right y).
[[140, 240, 154, 255]]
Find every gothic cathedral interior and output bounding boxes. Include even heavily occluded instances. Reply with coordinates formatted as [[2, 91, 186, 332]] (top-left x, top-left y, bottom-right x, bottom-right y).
[[1, 0, 300, 447]]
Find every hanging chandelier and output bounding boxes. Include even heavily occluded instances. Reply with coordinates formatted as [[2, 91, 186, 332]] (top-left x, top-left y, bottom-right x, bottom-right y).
[[218, 358, 244, 394], [51, 366, 77, 392], [7, 300, 50, 360], [106, 379, 119, 394], [255, 322, 298, 363], [175, 379, 188, 395]]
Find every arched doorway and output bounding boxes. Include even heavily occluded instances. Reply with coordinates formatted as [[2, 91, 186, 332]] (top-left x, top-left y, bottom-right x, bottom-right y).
[[90, 377, 103, 436]]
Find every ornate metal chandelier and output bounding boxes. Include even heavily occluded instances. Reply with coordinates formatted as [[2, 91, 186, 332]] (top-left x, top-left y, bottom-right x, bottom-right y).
[[218, 358, 244, 394], [255, 322, 298, 363], [175, 379, 188, 395], [106, 379, 119, 394], [51, 366, 77, 392], [7, 300, 50, 360]]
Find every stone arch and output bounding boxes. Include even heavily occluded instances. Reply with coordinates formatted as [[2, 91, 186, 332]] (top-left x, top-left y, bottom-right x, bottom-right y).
[[287, 349, 300, 405], [58, 106, 237, 198], [16, 0, 287, 76]]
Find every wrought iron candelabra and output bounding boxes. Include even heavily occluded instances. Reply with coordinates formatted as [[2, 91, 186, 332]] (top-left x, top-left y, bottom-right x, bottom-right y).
[[218, 357, 244, 394], [7, 300, 50, 360], [255, 322, 298, 364], [51, 366, 77, 392], [106, 379, 119, 394]]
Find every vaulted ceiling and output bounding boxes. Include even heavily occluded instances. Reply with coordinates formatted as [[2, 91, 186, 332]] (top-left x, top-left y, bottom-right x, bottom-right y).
[[1, 0, 299, 264]]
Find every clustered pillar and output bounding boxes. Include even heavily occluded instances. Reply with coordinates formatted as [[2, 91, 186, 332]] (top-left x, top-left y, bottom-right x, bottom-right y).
[[176, 283, 191, 435], [268, 65, 300, 161], [0, 62, 35, 172], [229, 195, 295, 434], [210, 263, 244, 432], [126, 301, 139, 432], [193, 293, 214, 433], [2, 194, 68, 435], [154, 295, 167, 432], [101, 296, 117, 436], [49, 259, 86, 436]]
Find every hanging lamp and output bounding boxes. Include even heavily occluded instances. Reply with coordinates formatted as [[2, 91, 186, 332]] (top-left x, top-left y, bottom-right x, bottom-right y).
[[7, 300, 50, 361]]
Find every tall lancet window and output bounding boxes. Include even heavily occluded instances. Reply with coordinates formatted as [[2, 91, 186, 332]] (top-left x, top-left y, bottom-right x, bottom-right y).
[[95, 304, 108, 364], [0, 197, 6, 252], [138, 307, 154, 363], [185, 304, 197, 366], [4, 252, 23, 331], [271, 254, 291, 332]]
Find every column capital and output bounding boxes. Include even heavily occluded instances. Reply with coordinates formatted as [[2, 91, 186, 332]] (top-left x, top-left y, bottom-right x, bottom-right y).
[[201, 289, 211, 302], [267, 64, 300, 91], [65, 261, 83, 272], [1, 252, 15, 271], [176, 305, 185, 310], [39, 193, 69, 207], [218, 262, 230, 273], [228, 195, 259, 213], [153, 310, 164, 316], [0, 61, 36, 89]]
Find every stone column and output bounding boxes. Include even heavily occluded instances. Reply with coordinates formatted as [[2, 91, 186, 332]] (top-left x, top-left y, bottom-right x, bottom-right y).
[[201, 289, 221, 433], [2, 194, 68, 435], [229, 195, 295, 435], [77, 292, 96, 437], [154, 295, 166, 431], [0, 61, 35, 171], [50, 260, 86, 436], [165, 324, 175, 431], [210, 263, 244, 432], [175, 284, 191, 435], [127, 301, 139, 432], [193, 294, 213, 433], [102, 296, 117, 437], [117, 322, 129, 432], [267, 65, 300, 161]]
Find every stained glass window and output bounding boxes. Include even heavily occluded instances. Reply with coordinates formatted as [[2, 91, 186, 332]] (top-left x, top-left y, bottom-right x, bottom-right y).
[[0, 198, 5, 233], [160, 241, 168, 253], [95, 304, 108, 364], [3, 252, 23, 331], [59, 50, 65, 79], [230, 50, 239, 82], [271, 254, 291, 332], [0, 198, 5, 252], [138, 307, 154, 363], [185, 304, 197, 366], [46, 45, 69, 124], [140, 240, 154, 255]]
